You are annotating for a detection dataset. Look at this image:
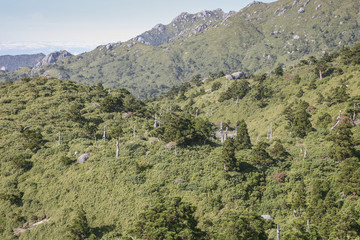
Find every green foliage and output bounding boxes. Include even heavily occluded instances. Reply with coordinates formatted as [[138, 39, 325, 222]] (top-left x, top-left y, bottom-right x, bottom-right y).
[[270, 141, 290, 160], [250, 141, 272, 167], [215, 211, 268, 240], [67, 207, 91, 240], [129, 197, 206, 240], [274, 65, 283, 76], [338, 158, 360, 195], [66, 102, 85, 123], [293, 74, 301, 84], [292, 108, 312, 138], [234, 120, 252, 150], [211, 82, 222, 91], [219, 79, 250, 102], [59, 156, 73, 166], [328, 80, 350, 105], [100, 95, 123, 113], [21, 129, 45, 152], [327, 118, 355, 161], [222, 138, 237, 171]]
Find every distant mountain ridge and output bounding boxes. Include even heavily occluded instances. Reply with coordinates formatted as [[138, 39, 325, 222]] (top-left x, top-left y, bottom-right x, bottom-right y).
[[1, 0, 359, 98], [0, 53, 45, 72], [132, 8, 234, 46]]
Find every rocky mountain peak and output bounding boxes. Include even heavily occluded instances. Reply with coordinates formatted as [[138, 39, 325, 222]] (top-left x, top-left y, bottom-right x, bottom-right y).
[[34, 50, 72, 68], [132, 8, 232, 46]]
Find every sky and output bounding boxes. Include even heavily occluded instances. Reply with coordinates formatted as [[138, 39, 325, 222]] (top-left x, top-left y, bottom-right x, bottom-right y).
[[0, 0, 274, 55]]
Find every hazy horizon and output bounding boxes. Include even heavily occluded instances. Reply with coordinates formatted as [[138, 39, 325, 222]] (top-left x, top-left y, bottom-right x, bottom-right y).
[[1, 0, 274, 55]]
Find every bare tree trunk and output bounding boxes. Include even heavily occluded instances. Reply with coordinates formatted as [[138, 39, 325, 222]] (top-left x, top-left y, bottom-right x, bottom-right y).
[[270, 121, 273, 139], [319, 70, 322, 80], [175, 140, 177, 157], [116, 138, 119, 158], [154, 114, 157, 128], [58, 131, 61, 145], [103, 125, 106, 141], [133, 125, 136, 138], [277, 224, 281, 240], [306, 219, 310, 232]]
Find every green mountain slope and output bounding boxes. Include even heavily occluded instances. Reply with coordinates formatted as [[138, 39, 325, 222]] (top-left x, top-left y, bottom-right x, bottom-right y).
[[1, 0, 359, 99], [0, 53, 45, 72], [0, 45, 359, 239]]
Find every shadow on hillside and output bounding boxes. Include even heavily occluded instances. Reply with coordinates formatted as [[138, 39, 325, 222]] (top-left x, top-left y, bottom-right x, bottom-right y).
[[238, 161, 258, 173], [92, 224, 116, 238]]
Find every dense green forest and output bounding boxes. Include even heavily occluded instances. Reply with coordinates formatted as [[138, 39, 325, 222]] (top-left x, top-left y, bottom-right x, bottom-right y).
[[0, 44, 360, 239]]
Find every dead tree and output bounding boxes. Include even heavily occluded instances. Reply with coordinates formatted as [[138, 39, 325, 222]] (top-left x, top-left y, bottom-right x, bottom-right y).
[[196, 109, 199, 118], [133, 125, 136, 138], [331, 110, 342, 130], [207, 109, 209, 119], [154, 114, 158, 128], [58, 131, 61, 145], [116, 138, 119, 158], [175, 140, 177, 157], [236, 96, 239, 104], [103, 125, 106, 141], [277, 224, 281, 240], [225, 127, 228, 141], [220, 122, 224, 143]]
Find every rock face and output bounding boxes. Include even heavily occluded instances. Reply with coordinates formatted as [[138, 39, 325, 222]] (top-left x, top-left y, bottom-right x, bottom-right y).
[[77, 153, 90, 164], [132, 9, 233, 46], [34, 50, 72, 68], [231, 72, 245, 79]]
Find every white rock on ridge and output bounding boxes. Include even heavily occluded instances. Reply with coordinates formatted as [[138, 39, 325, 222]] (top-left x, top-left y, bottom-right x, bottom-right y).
[[298, 7, 305, 13], [231, 72, 245, 79], [0, 66, 6, 71], [225, 74, 233, 80], [35, 50, 72, 68]]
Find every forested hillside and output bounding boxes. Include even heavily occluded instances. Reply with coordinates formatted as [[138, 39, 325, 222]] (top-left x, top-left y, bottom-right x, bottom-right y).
[[1, 0, 359, 98], [0, 44, 359, 239]]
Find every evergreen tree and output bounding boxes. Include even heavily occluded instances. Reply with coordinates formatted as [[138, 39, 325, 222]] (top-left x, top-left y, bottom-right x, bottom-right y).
[[274, 65, 284, 76], [292, 108, 312, 138], [234, 120, 252, 150], [270, 141, 290, 160], [222, 138, 237, 171], [292, 180, 307, 216], [67, 206, 91, 240], [130, 197, 206, 240], [327, 118, 355, 161], [338, 157, 360, 195], [250, 141, 272, 167]]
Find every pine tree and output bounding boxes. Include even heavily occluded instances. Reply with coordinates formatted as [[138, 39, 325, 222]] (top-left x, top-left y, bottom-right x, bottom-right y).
[[234, 120, 252, 150], [130, 197, 206, 240], [250, 141, 272, 167], [222, 138, 237, 171], [67, 206, 91, 240], [292, 108, 312, 138], [327, 118, 355, 161]]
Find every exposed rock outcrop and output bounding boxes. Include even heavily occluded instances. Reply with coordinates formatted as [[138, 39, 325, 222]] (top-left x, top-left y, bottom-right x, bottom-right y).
[[34, 50, 72, 68], [77, 153, 90, 164]]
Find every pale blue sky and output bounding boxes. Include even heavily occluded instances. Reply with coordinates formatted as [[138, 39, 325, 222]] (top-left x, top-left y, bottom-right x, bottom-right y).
[[1, 0, 274, 55]]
